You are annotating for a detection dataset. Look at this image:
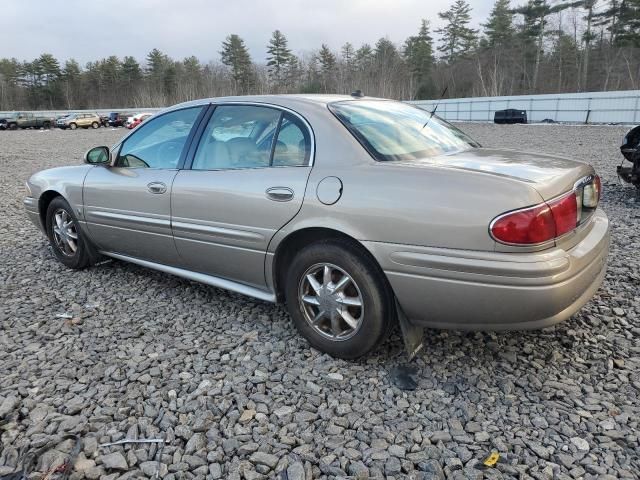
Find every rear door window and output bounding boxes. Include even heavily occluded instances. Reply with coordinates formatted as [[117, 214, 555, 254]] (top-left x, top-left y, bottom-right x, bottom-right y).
[[192, 105, 281, 170], [272, 113, 311, 167]]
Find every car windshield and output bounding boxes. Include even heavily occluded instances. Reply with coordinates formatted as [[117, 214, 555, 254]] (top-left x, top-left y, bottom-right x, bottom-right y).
[[329, 100, 479, 161]]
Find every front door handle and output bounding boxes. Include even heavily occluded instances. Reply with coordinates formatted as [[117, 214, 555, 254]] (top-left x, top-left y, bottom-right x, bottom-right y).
[[147, 182, 167, 194], [266, 187, 294, 202]]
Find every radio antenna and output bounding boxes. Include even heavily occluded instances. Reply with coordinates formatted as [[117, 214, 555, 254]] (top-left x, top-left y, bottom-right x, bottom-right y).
[[423, 86, 448, 129]]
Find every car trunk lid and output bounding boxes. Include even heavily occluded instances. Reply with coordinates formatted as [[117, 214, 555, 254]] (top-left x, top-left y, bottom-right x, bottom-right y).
[[419, 147, 595, 201]]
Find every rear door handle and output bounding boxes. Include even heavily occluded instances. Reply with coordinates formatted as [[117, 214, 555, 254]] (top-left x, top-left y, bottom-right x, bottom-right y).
[[147, 182, 167, 194], [266, 187, 294, 202]]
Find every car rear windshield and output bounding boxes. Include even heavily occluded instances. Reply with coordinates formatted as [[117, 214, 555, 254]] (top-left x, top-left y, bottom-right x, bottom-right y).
[[329, 100, 479, 161]]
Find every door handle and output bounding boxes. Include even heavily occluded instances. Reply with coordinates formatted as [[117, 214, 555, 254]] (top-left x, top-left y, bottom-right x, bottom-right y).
[[266, 187, 294, 202], [147, 182, 167, 194]]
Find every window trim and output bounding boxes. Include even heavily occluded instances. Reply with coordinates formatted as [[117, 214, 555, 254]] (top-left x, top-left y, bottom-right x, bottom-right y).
[[183, 101, 315, 171], [110, 105, 208, 170]]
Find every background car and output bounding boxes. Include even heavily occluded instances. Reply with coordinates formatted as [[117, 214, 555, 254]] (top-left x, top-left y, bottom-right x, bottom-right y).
[[56, 112, 102, 130], [0, 112, 54, 130], [126, 113, 152, 129], [24, 95, 609, 359], [125, 112, 152, 129], [107, 112, 133, 127]]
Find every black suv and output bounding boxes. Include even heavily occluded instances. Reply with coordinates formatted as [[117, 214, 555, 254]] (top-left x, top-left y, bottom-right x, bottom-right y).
[[494, 109, 528, 124]]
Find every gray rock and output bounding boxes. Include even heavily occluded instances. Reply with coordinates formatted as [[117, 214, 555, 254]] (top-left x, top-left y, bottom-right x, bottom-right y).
[[249, 451, 279, 469], [99, 452, 128, 471], [570, 437, 590, 451], [286, 461, 305, 480], [210, 462, 223, 478], [184, 432, 206, 454], [0, 395, 18, 418]]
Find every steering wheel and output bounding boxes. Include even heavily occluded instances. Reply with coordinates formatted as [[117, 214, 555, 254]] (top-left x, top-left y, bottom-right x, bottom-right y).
[[157, 141, 182, 168]]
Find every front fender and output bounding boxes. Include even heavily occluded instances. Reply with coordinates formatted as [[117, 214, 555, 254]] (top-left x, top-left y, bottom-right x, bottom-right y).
[[26, 165, 94, 226]]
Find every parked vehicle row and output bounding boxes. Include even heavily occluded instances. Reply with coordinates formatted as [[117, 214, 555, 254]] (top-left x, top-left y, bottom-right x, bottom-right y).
[[0, 111, 154, 130]]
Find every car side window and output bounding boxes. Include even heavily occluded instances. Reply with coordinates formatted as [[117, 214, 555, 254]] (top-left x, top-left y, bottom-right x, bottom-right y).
[[116, 107, 202, 169], [192, 105, 281, 170], [272, 113, 311, 167]]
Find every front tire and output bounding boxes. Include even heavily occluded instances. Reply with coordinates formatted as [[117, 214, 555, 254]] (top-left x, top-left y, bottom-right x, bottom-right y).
[[69, 123, 77, 130], [45, 197, 95, 269], [91, 121, 99, 129], [285, 240, 395, 359]]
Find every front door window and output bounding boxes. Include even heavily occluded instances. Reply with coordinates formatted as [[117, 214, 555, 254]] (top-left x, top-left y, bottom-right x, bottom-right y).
[[116, 107, 202, 169]]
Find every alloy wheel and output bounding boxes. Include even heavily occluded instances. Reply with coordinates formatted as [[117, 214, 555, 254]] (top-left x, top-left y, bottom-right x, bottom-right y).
[[298, 263, 364, 340], [52, 208, 78, 256]]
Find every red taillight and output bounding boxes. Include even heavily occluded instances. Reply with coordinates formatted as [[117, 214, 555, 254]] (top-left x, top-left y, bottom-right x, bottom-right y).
[[491, 176, 600, 246], [490, 204, 556, 245], [548, 192, 578, 237], [491, 193, 578, 245]]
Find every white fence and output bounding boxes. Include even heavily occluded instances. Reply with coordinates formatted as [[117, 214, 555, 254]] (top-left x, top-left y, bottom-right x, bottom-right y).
[[410, 90, 640, 124]]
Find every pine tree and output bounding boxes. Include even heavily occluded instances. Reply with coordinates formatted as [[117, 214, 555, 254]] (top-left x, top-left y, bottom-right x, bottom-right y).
[[514, 0, 580, 91], [121, 56, 142, 85], [38, 53, 60, 85], [283, 54, 301, 91], [614, 0, 640, 46], [145, 48, 169, 77], [341, 42, 356, 67], [483, 0, 515, 46], [436, 0, 478, 62], [266, 30, 293, 88], [404, 19, 435, 99], [593, 0, 621, 43], [355, 44, 374, 70], [220, 34, 254, 94], [183, 56, 201, 74], [374, 38, 399, 62], [100, 56, 121, 90], [61, 59, 81, 109], [318, 44, 337, 92]]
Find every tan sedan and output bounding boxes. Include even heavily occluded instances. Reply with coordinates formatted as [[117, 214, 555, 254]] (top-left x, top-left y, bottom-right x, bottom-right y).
[[25, 95, 610, 358]]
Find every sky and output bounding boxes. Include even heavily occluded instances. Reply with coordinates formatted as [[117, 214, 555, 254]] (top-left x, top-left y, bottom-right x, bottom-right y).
[[0, 0, 494, 65]]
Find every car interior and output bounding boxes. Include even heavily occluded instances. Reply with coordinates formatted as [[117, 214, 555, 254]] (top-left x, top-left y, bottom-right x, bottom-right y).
[[192, 106, 310, 170]]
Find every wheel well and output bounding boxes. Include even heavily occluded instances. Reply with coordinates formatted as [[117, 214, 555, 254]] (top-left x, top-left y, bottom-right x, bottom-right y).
[[272, 227, 385, 302], [39, 190, 61, 227]]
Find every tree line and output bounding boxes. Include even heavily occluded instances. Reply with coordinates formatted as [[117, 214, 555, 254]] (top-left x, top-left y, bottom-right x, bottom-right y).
[[0, 0, 638, 111]]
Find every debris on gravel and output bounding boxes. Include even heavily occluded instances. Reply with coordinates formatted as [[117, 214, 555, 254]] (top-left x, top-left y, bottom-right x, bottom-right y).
[[0, 125, 638, 479]]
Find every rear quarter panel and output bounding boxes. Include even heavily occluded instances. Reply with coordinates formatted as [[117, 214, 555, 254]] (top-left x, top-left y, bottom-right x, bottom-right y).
[[268, 101, 545, 253]]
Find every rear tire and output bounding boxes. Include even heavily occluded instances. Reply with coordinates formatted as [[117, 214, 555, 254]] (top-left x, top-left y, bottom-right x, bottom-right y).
[[45, 197, 97, 269], [69, 123, 77, 130], [43, 121, 51, 129], [285, 239, 395, 359], [9, 123, 17, 130]]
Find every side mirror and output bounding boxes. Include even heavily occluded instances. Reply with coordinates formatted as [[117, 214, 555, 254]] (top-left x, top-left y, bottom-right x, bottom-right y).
[[84, 146, 111, 165]]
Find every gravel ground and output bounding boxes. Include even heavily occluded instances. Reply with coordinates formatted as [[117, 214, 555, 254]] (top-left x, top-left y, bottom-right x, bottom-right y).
[[0, 124, 638, 480]]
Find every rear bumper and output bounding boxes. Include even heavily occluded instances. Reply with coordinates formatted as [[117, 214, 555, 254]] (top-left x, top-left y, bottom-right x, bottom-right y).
[[364, 208, 609, 330]]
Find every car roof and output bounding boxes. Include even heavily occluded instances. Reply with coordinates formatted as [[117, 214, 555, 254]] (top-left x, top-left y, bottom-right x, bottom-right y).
[[162, 94, 391, 115]]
